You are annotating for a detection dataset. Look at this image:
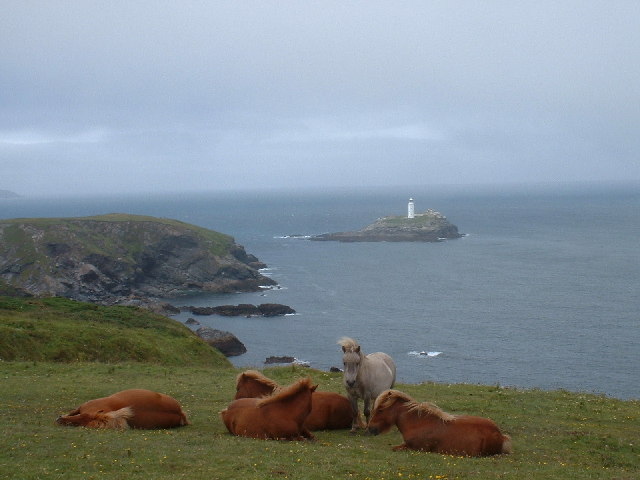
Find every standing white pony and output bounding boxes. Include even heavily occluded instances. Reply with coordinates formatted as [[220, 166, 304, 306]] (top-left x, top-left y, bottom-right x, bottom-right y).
[[339, 337, 396, 432]]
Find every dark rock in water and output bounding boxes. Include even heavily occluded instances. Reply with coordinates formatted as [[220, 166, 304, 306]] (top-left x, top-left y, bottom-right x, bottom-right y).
[[185, 317, 200, 325], [213, 304, 262, 316], [258, 303, 296, 317], [185, 303, 295, 317], [310, 209, 463, 242], [265, 355, 295, 364], [196, 326, 246, 356], [186, 306, 215, 315], [330, 366, 343, 373]]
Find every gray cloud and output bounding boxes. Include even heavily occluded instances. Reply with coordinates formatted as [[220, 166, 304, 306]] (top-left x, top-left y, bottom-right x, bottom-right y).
[[1, 1, 639, 195]]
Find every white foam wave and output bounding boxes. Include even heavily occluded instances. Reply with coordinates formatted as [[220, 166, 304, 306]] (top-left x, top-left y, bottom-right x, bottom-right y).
[[274, 234, 312, 239], [408, 351, 442, 358]]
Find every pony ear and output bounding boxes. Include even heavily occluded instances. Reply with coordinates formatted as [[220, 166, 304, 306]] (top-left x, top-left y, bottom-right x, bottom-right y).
[[311, 384, 318, 392], [342, 346, 347, 353], [355, 346, 361, 353]]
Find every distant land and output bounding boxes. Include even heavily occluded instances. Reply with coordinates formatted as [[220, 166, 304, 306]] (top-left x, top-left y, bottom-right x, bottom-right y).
[[311, 208, 463, 242], [0, 214, 276, 310], [0, 190, 20, 199]]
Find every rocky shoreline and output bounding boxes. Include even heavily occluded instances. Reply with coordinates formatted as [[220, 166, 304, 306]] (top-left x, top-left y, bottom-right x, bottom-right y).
[[0, 214, 276, 308]]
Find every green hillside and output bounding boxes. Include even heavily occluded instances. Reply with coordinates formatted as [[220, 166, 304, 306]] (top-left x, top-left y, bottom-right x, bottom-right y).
[[0, 296, 229, 366]]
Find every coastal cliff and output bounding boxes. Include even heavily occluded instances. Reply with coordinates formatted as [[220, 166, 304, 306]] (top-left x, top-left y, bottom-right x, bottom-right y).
[[311, 209, 463, 242], [0, 214, 276, 305]]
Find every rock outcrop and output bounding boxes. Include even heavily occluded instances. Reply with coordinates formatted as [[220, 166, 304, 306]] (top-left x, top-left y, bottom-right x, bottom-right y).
[[0, 214, 276, 305], [195, 326, 247, 356], [310, 209, 463, 242], [185, 303, 296, 317], [264, 355, 295, 364]]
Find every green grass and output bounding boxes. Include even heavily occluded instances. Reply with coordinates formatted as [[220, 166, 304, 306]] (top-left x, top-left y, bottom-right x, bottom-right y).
[[0, 297, 637, 479], [0, 214, 235, 267], [0, 296, 229, 366], [0, 363, 637, 480]]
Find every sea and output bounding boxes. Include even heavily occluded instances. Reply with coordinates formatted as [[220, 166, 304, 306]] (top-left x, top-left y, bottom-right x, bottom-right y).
[[1, 183, 638, 400]]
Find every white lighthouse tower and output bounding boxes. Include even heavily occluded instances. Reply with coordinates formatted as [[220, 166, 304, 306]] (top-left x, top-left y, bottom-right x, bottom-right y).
[[408, 198, 415, 219]]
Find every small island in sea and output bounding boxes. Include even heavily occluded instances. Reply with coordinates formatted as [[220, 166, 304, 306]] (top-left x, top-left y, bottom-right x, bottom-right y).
[[310, 198, 463, 242]]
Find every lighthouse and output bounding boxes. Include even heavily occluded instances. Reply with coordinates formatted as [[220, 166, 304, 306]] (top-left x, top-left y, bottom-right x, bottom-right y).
[[408, 198, 415, 219]]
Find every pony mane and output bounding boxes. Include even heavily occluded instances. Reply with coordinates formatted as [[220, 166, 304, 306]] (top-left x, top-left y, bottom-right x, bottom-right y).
[[374, 390, 455, 422], [87, 406, 133, 429], [409, 400, 456, 422], [237, 370, 281, 391], [257, 377, 313, 407], [338, 336, 360, 352]]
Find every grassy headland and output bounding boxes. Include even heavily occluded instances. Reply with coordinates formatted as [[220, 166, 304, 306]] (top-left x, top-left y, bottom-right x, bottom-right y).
[[0, 298, 637, 479], [0, 296, 229, 366]]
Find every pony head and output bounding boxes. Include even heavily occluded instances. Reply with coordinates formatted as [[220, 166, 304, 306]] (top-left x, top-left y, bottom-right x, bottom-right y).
[[367, 389, 408, 435], [235, 370, 280, 399], [339, 337, 363, 388]]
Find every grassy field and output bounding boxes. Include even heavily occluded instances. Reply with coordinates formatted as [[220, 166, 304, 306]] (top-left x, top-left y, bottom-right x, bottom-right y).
[[0, 297, 637, 479], [0, 362, 637, 480]]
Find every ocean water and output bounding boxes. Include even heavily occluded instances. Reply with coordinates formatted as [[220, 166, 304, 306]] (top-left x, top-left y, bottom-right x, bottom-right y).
[[1, 184, 638, 400]]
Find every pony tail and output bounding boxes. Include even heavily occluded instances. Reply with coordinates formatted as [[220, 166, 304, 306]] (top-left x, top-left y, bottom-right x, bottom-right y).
[[501, 434, 513, 454], [179, 410, 190, 426]]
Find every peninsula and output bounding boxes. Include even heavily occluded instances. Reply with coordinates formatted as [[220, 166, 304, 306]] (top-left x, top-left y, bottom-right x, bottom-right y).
[[0, 214, 276, 307], [310, 199, 463, 242]]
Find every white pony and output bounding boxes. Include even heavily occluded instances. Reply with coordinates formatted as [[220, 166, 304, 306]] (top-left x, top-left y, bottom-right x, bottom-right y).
[[338, 337, 396, 432]]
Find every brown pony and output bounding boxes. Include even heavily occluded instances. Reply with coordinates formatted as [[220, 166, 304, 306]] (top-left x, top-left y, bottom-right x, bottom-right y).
[[367, 390, 512, 456], [221, 377, 317, 440], [234, 370, 359, 430], [56, 389, 189, 429]]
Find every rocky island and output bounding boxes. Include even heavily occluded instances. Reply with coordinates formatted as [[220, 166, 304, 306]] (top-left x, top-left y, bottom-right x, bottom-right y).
[[311, 206, 463, 242], [0, 214, 276, 307]]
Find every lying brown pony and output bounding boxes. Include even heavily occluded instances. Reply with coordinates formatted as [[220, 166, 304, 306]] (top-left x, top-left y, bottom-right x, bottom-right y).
[[234, 370, 360, 430], [367, 389, 512, 456], [56, 389, 189, 429], [222, 377, 316, 440]]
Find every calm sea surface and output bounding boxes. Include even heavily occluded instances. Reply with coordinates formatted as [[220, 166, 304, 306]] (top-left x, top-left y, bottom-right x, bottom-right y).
[[1, 184, 638, 399]]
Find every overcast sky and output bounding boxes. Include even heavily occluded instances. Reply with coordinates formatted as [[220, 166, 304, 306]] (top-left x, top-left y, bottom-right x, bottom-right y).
[[1, 1, 639, 196]]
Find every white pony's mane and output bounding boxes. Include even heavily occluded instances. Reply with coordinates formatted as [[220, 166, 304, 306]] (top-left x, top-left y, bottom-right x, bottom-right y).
[[338, 336, 360, 353]]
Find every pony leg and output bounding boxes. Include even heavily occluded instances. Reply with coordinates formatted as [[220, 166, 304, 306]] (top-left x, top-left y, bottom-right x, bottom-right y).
[[363, 395, 372, 424], [348, 396, 360, 433], [301, 428, 315, 441]]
